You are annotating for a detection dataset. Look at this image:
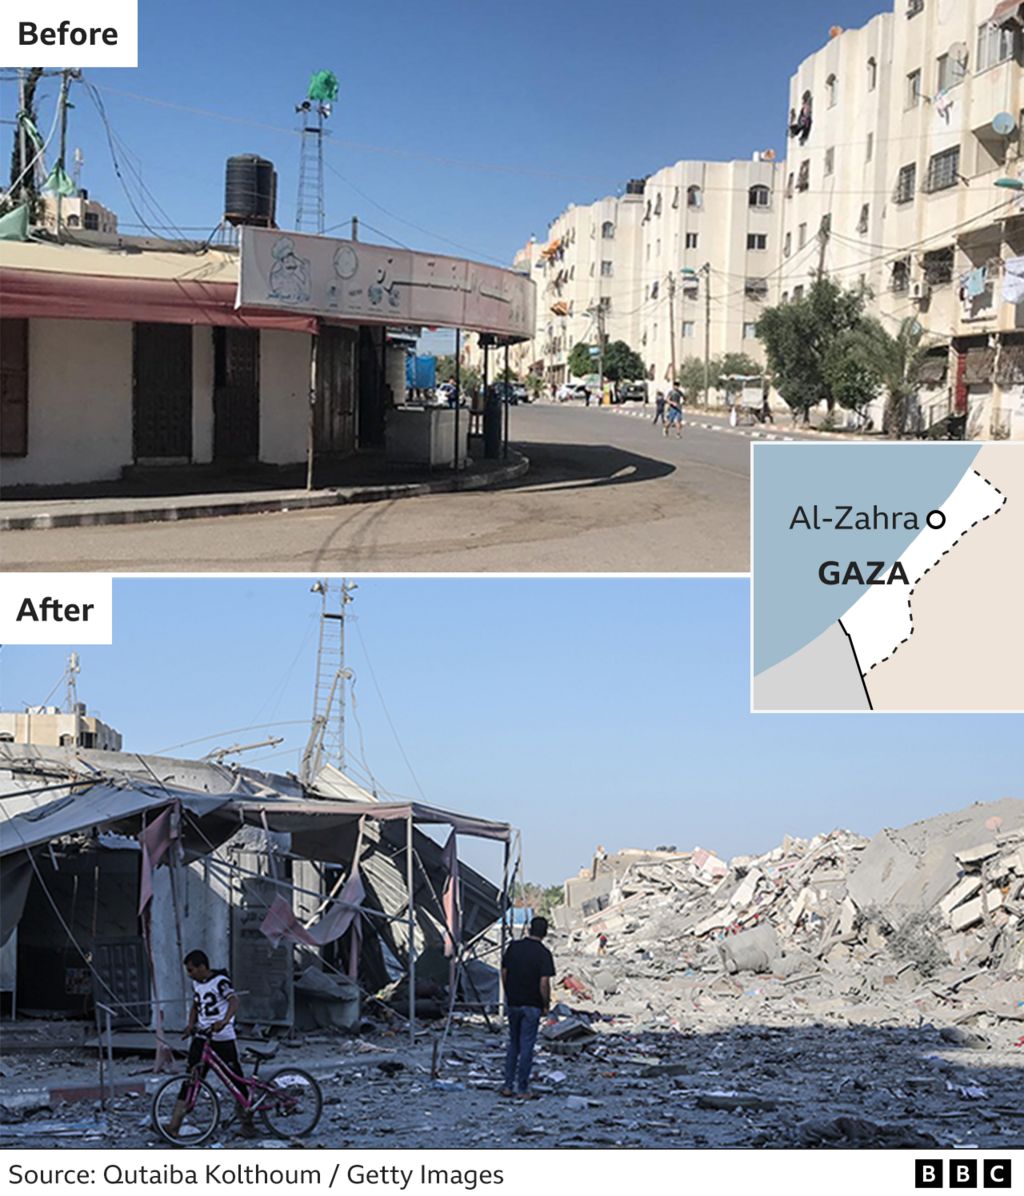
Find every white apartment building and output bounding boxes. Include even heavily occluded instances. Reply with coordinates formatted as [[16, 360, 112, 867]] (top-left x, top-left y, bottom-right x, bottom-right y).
[[522, 158, 783, 391], [781, 0, 1024, 438]]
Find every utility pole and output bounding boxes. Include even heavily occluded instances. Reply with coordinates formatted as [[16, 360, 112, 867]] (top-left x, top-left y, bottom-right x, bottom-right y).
[[54, 68, 73, 241], [17, 69, 28, 206], [702, 263, 712, 407], [596, 300, 606, 402], [816, 215, 831, 279], [667, 270, 677, 386]]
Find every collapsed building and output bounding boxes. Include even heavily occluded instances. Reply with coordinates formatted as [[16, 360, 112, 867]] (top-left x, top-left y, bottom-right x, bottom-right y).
[[0, 742, 516, 1043], [551, 800, 1024, 1029]]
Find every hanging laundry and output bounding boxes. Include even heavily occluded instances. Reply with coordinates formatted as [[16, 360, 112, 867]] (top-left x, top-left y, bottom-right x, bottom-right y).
[[1002, 256, 1024, 305], [964, 267, 988, 299], [933, 90, 954, 120], [789, 94, 813, 144]]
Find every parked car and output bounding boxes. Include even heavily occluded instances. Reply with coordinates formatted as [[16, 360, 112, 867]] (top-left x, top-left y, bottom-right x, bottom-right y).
[[512, 384, 529, 404], [615, 382, 648, 404]]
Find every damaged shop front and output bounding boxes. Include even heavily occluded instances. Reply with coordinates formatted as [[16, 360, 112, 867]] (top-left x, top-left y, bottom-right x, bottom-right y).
[[0, 744, 516, 1045]]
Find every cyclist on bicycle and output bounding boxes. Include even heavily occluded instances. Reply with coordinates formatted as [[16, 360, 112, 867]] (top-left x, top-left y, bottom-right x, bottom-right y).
[[165, 949, 257, 1139]]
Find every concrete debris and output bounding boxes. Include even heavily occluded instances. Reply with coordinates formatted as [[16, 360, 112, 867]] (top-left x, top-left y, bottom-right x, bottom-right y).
[[553, 801, 1024, 1033]]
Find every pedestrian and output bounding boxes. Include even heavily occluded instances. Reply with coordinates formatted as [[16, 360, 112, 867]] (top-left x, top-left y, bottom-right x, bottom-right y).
[[653, 391, 666, 426], [165, 950, 257, 1139], [500, 916, 555, 1099], [597, 933, 608, 957], [665, 385, 684, 438], [584, 387, 591, 407], [761, 388, 774, 425]]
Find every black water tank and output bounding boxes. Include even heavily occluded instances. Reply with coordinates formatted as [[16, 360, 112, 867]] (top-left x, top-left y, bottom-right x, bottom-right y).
[[225, 154, 277, 227]]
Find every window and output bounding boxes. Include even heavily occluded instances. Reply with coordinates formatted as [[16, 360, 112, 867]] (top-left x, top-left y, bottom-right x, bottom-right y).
[[826, 74, 838, 107], [0, 318, 29, 457], [894, 162, 917, 203], [685, 232, 699, 249], [743, 322, 759, 340], [793, 285, 805, 301], [654, 193, 662, 216], [83, 212, 99, 230], [867, 56, 878, 91], [786, 172, 795, 199], [907, 0, 924, 15], [599, 296, 611, 312], [672, 186, 680, 209], [857, 204, 870, 234], [601, 260, 613, 277], [749, 184, 771, 208], [796, 160, 810, 191], [977, 21, 1017, 72], [601, 221, 615, 239], [650, 280, 659, 300], [744, 278, 769, 301], [825, 147, 835, 176], [784, 231, 792, 258], [643, 200, 652, 222], [687, 184, 703, 209], [866, 131, 874, 162], [781, 292, 789, 304], [67, 214, 81, 227], [925, 146, 960, 192], [923, 246, 955, 285], [936, 51, 967, 92], [798, 222, 808, 249], [906, 69, 921, 108], [682, 321, 696, 339], [891, 257, 911, 292], [747, 233, 768, 251]]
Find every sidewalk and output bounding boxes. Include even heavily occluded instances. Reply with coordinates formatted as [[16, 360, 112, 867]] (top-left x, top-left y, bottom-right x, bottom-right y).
[[0, 451, 529, 532]]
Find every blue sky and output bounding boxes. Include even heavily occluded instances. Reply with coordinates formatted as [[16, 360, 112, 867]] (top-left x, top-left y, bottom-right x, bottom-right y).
[[1, 577, 1019, 884], [6, 0, 889, 266]]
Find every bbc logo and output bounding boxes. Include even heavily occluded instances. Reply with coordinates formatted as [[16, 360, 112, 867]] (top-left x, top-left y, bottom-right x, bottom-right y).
[[915, 1159, 1012, 1189]]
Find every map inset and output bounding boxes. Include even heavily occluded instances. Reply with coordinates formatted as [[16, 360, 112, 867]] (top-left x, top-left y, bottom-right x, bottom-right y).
[[752, 443, 1023, 713]]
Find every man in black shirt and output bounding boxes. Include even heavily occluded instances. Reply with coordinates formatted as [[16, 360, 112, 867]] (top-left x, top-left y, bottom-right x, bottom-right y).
[[500, 916, 555, 1098]]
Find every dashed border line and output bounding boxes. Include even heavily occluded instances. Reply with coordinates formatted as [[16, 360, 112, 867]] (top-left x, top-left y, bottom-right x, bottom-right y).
[[864, 469, 1007, 676]]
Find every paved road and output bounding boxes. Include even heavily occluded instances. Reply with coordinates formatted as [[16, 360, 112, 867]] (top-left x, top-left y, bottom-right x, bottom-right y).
[[1, 404, 804, 574]]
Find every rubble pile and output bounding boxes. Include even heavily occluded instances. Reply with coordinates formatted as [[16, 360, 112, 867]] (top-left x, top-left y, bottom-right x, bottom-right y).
[[554, 799, 1024, 1031]]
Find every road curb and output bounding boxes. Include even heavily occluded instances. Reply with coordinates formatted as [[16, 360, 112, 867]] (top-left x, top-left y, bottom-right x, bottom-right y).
[[0, 452, 530, 532]]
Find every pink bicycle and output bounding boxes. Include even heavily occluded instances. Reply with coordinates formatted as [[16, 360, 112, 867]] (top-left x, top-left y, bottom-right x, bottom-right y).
[[151, 1031, 322, 1145]]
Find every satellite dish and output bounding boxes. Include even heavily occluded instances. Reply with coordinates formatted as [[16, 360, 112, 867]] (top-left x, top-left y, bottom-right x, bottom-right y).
[[993, 111, 1017, 137]]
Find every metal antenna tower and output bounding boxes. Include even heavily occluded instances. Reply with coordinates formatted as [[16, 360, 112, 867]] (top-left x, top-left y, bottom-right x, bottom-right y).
[[64, 652, 80, 712], [294, 100, 327, 233], [300, 579, 356, 786]]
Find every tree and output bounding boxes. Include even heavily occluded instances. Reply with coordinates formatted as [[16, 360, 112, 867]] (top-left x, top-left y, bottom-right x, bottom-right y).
[[567, 342, 595, 379], [868, 317, 931, 438], [677, 355, 720, 401], [435, 354, 480, 396], [602, 340, 646, 384], [822, 319, 888, 422], [756, 278, 867, 421]]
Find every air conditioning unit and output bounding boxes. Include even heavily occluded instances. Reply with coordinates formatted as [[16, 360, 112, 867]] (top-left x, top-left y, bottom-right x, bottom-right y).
[[910, 280, 931, 302]]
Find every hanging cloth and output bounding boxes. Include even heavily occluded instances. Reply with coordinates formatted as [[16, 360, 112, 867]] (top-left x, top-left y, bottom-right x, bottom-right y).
[[1002, 256, 1024, 305]]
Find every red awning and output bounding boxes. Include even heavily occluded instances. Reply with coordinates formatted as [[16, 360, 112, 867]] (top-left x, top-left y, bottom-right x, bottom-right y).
[[991, 0, 1023, 24], [0, 267, 320, 333]]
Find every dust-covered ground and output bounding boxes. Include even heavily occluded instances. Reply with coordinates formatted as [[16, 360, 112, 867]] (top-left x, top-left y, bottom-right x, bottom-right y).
[[2, 1003, 1022, 1150]]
